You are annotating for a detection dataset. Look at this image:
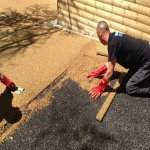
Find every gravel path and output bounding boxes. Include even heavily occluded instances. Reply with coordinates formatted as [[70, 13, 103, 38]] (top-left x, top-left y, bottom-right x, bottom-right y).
[[0, 73, 149, 150]]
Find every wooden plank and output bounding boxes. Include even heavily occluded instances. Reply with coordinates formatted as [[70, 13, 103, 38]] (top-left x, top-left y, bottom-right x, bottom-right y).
[[96, 72, 126, 122], [96, 52, 108, 57]]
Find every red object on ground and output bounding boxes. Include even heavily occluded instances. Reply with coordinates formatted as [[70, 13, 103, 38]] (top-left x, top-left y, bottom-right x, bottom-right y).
[[1, 75, 16, 91], [87, 64, 108, 78]]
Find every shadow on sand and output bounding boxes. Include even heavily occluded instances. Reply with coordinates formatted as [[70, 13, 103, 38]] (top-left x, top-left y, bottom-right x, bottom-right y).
[[0, 4, 59, 61], [0, 89, 22, 124]]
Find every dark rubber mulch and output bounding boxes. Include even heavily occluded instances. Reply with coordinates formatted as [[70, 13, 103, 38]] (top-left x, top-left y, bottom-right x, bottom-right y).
[[0, 74, 150, 150]]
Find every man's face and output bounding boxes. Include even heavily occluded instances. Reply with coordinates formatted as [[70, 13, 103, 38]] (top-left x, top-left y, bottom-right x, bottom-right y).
[[97, 32, 107, 45]]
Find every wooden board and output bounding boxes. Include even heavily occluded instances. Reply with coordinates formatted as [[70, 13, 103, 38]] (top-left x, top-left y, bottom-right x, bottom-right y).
[[96, 72, 126, 122]]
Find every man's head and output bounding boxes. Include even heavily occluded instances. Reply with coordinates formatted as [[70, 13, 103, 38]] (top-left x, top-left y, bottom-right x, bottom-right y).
[[96, 21, 110, 45]]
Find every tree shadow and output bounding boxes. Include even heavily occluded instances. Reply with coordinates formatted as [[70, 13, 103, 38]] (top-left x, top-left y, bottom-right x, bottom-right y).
[[0, 89, 22, 124], [0, 4, 60, 63]]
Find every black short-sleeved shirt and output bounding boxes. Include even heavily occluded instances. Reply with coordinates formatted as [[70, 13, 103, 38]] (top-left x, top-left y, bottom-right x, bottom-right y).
[[108, 32, 150, 69]]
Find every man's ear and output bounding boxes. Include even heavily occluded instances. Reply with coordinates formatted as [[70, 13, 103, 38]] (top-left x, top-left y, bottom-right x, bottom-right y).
[[97, 32, 101, 37]]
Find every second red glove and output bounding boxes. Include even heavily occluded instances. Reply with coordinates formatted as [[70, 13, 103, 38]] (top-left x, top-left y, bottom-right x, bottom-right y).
[[87, 63, 108, 78], [89, 77, 109, 99]]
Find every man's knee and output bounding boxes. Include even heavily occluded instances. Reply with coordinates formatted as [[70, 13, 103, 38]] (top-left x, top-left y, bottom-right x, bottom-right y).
[[126, 83, 135, 95], [126, 85, 131, 95]]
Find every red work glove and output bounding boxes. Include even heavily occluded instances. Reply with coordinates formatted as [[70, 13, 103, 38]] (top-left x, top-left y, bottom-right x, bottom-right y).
[[89, 77, 109, 100], [87, 64, 108, 78], [1, 75, 16, 91]]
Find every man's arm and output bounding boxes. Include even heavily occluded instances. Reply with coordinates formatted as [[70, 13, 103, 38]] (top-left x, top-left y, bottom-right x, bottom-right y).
[[104, 58, 116, 81], [89, 58, 116, 100]]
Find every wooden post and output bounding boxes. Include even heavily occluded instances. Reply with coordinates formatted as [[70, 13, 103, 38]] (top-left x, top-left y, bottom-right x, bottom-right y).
[[96, 72, 126, 122]]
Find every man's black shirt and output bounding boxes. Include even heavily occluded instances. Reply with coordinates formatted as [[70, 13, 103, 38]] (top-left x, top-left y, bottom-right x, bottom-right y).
[[108, 32, 150, 70]]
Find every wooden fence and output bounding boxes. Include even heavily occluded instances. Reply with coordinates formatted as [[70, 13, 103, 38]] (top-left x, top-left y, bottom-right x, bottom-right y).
[[57, 0, 150, 41]]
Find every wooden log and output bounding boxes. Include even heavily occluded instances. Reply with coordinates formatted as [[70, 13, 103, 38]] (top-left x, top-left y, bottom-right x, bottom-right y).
[[58, 14, 70, 23], [97, 52, 108, 57], [110, 22, 127, 34], [58, 8, 70, 18], [124, 18, 150, 34], [57, 2, 68, 11], [125, 0, 135, 2], [70, 0, 88, 5], [88, 21, 97, 29], [96, 9, 112, 20], [58, 0, 67, 4], [126, 28, 143, 39], [78, 10, 94, 21], [124, 10, 138, 21], [85, 5, 97, 15], [68, 0, 86, 10], [97, 0, 129, 9], [71, 25, 85, 33], [137, 14, 150, 26], [96, 0, 113, 5], [111, 6, 124, 17], [93, 15, 110, 26], [70, 18, 84, 29], [58, 14, 95, 32], [142, 33, 150, 42], [95, 1, 104, 10], [58, 8, 95, 28], [87, 0, 96, 7], [59, 5, 93, 21], [96, 72, 126, 122], [58, 20, 69, 28], [130, 3, 150, 17], [111, 14, 124, 24], [68, 5, 79, 16], [58, 20, 96, 36], [136, 0, 150, 8], [71, 0, 97, 7]]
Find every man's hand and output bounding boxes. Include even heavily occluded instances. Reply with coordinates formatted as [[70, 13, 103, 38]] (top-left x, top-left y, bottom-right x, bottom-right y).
[[87, 64, 107, 78], [89, 77, 109, 100], [89, 85, 103, 99]]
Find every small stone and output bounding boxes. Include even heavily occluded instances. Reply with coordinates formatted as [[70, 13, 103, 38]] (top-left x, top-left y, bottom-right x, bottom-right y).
[[10, 136, 13, 140]]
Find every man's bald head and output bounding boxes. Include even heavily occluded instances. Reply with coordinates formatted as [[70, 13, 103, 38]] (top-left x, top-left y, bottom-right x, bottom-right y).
[[96, 21, 110, 45], [97, 21, 109, 33]]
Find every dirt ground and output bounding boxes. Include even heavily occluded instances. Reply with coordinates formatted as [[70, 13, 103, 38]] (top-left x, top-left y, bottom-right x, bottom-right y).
[[0, 0, 128, 142], [0, 0, 57, 12]]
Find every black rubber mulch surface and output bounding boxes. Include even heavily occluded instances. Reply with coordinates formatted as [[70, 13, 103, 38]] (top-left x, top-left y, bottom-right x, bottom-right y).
[[0, 73, 150, 150]]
